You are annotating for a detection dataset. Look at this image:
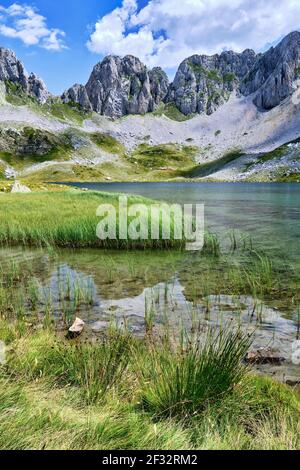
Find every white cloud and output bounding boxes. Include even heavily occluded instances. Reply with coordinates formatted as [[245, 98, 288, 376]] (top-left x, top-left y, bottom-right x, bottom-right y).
[[87, 0, 300, 69], [87, 0, 167, 61], [0, 3, 67, 51]]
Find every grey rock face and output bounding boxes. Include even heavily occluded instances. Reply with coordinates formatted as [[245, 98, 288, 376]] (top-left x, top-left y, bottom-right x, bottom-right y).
[[149, 67, 169, 106], [27, 73, 50, 104], [0, 47, 28, 89], [61, 84, 92, 111], [85, 55, 154, 118], [168, 49, 257, 115], [62, 55, 170, 118], [241, 31, 300, 110], [61, 31, 300, 118], [0, 47, 50, 103]]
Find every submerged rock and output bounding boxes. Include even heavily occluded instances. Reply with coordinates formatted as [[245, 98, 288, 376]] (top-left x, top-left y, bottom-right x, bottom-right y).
[[245, 348, 285, 365], [285, 378, 300, 389], [91, 320, 110, 333]]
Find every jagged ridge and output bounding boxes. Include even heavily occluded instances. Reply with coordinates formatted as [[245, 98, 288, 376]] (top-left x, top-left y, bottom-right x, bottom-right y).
[[61, 31, 300, 118], [1, 31, 300, 118]]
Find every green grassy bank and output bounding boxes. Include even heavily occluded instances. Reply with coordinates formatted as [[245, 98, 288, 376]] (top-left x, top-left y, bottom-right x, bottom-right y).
[[0, 320, 299, 450], [0, 191, 185, 249]]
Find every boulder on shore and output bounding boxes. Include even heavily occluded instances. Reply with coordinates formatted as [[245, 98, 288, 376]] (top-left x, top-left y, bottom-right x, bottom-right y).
[[67, 317, 85, 339], [11, 181, 31, 193]]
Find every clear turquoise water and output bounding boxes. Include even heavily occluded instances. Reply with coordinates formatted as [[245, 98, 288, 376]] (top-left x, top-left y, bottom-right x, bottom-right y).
[[67, 182, 300, 262]]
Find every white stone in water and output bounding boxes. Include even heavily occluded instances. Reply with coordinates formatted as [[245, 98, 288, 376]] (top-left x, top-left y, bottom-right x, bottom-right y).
[[69, 317, 85, 335]]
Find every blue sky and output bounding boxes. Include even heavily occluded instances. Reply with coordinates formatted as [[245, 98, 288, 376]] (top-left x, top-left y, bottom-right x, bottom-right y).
[[0, 0, 121, 93], [0, 0, 299, 95]]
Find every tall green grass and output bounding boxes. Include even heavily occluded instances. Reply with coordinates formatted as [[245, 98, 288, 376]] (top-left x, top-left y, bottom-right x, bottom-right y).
[[8, 329, 131, 404], [0, 191, 185, 249], [0, 376, 192, 450], [202, 232, 221, 256], [137, 329, 251, 418], [0, 320, 299, 450], [3, 323, 250, 414]]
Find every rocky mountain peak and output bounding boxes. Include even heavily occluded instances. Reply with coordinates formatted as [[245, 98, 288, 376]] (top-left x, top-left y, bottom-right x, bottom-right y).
[[27, 73, 50, 104], [85, 54, 153, 117], [63, 54, 169, 118], [0, 46, 50, 104], [61, 83, 92, 111], [241, 31, 300, 109], [166, 49, 258, 115], [0, 47, 28, 90]]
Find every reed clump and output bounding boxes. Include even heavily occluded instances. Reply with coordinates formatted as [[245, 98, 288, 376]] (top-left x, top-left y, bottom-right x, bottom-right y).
[[136, 328, 251, 419]]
